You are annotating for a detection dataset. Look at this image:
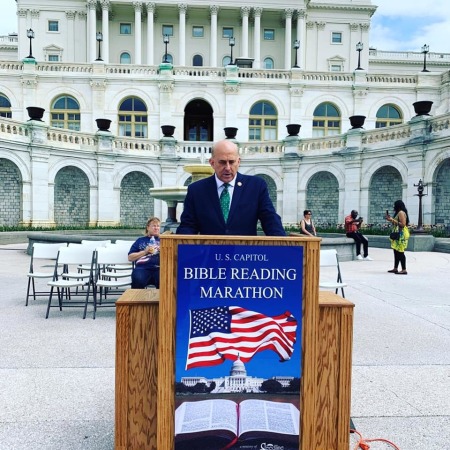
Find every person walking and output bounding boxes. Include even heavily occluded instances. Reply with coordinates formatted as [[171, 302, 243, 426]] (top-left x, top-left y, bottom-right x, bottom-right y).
[[345, 210, 373, 261], [386, 200, 410, 275], [177, 139, 286, 236]]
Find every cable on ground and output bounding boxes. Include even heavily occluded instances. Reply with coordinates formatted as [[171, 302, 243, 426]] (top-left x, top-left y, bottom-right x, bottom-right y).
[[351, 428, 401, 450]]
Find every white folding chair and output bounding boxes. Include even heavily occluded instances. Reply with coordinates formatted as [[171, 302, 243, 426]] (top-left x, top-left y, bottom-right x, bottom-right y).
[[25, 242, 68, 306], [46, 245, 96, 319], [319, 249, 347, 297], [92, 245, 132, 319]]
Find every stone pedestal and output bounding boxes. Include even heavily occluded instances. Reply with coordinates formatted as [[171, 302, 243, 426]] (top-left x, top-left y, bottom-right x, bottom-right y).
[[408, 234, 435, 252]]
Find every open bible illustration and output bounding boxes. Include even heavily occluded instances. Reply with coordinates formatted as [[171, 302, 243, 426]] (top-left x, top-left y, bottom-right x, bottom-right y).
[[175, 398, 300, 450]]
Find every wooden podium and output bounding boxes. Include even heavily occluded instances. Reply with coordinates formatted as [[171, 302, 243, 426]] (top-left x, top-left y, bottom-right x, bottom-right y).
[[115, 235, 354, 450]]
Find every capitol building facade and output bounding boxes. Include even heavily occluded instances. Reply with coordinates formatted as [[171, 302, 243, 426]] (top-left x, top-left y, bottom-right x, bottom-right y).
[[1, 0, 450, 230]]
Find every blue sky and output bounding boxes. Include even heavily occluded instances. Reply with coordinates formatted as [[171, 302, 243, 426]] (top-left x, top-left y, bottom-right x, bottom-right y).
[[0, 0, 448, 53]]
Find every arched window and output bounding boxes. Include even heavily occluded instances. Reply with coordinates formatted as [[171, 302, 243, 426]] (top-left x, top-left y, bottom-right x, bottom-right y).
[[118, 97, 148, 138], [223, 56, 231, 66], [263, 57, 274, 69], [193, 54, 203, 66], [376, 104, 402, 128], [312, 102, 341, 137], [120, 52, 131, 64], [249, 101, 277, 141], [51, 95, 80, 130], [0, 94, 12, 118]]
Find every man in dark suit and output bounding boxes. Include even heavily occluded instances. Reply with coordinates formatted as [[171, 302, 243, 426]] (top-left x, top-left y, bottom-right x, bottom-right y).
[[177, 139, 285, 236]]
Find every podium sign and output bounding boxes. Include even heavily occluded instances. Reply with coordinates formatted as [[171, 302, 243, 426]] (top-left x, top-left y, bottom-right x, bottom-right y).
[[174, 244, 303, 449]]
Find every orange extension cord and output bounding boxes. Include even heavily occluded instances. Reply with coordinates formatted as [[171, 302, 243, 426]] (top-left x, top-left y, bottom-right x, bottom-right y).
[[351, 429, 401, 450]]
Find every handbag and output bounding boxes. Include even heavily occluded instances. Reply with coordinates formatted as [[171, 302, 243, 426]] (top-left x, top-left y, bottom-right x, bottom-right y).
[[389, 231, 400, 240]]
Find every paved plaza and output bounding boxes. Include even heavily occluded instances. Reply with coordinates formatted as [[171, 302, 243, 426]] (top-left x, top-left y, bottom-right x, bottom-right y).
[[0, 243, 449, 449]]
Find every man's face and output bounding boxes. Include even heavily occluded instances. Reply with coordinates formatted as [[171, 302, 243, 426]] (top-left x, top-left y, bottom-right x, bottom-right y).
[[351, 211, 358, 219], [209, 141, 241, 183]]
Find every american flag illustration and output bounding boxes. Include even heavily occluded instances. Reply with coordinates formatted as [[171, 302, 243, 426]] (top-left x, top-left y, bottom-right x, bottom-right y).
[[186, 305, 297, 370]]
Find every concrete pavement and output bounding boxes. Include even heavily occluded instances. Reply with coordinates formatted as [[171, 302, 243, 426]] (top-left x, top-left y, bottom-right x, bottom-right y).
[[0, 243, 449, 449]]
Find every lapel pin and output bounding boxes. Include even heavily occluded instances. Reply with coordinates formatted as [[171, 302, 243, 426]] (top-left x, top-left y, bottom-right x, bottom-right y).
[[237, 182, 242, 186]]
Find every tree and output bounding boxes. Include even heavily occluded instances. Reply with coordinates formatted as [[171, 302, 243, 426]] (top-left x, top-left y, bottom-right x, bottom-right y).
[[260, 379, 283, 393]]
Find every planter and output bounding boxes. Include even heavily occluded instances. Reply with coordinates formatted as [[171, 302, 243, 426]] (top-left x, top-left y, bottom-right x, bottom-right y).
[[413, 101, 433, 116], [224, 127, 238, 139], [26, 106, 45, 121], [161, 125, 175, 137], [95, 118, 111, 131], [349, 115, 366, 129], [286, 123, 301, 136]]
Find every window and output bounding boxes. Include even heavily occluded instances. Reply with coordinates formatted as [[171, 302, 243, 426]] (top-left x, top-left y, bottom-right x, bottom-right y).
[[264, 29, 274, 40], [0, 94, 12, 118], [162, 25, 173, 36], [118, 97, 148, 138], [193, 55, 203, 66], [331, 32, 342, 44], [249, 101, 278, 141], [48, 55, 59, 62], [312, 102, 341, 137], [48, 21, 59, 32], [263, 58, 274, 69], [120, 52, 131, 64], [376, 104, 402, 128], [330, 64, 342, 72], [120, 23, 132, 35], [51, 95, 80, 130], [223, 27, 233, 39], [192, 26, 204, 38]]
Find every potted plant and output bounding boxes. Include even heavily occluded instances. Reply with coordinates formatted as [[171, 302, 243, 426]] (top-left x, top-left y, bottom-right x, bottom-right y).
[[413, 101, 433, 116], [224, 127, 238, 139], [95, 118, 112, 131], [286, 124, 301, 136], [349, 115, 366, 129], [161, 125, 176, 137], [26, 106, 45, 121]]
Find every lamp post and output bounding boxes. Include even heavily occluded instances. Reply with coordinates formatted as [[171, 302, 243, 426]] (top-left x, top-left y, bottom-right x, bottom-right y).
[[355, 41, 363, 70], [95, 31, 103, 61], [26, 28, 35, 59], [229, 36, 235, 65], [421, 44, 429, 72], [163, 34, 170, 63], [413, 179, 428, 233], [293, 39, 300, 68]]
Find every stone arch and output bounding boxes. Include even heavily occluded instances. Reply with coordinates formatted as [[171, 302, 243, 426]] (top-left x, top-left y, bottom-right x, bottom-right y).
[[254, 173, 278, 207], [0, 158, 22, 226], [54, 166, 90, 226], [368, 166, 402, 224], [306, 171, 339, 225], [434, 158, 450, 228], [120, 171, 155, 227]]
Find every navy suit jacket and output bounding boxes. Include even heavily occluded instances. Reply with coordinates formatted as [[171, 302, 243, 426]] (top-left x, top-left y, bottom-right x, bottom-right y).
[[176, 173, 286, 236]]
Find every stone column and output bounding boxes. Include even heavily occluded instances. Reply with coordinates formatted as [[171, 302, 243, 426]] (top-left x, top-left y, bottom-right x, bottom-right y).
[[18, 9, 28, 59], [66, 11, 76, 62], [253, 8, 262, 69], [296, 9, 306, 68], [284, 9, 293, 70], [281, 155, 301, 223], [134, 2, 143, 64], [76, 11, 87, 62], [209, 5, 219, 67], [87, 0, 97, 62], [241, 7, 250, 58], [101, 0, 110, 63], [146, 3, 155, 65], [28, 121, 55, 227], [178, 4, 187, 66], [158, 65, 174, 126], [224, 66, 240, 140]]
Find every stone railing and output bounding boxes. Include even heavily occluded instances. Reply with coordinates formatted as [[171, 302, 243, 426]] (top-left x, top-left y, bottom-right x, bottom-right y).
[[299, 135, 345, 152], [298, 72, 354, 82], [0, 120, 29, 138], [47, 128, 97, 147], [369, 49, 450, 61], [173, 67, 226, 78], [36, 63, 93, 73], [0, 35, 18, 44], [237, 69, 291, 80], [113, 136, 161, 153], [0, 62, 23, 72], [177, 142, 212, 160], [361, 123, 411, 144], [365, 74, 418, 84], [106, 64, 158, 76], [238, 141, 285, 154]]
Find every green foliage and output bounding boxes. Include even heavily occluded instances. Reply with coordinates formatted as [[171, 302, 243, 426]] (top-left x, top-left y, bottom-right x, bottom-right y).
[[0, 224, 138, 232]]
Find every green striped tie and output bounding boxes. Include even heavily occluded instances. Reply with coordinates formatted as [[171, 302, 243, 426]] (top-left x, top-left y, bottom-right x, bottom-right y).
[[220, 183, 230, 221]]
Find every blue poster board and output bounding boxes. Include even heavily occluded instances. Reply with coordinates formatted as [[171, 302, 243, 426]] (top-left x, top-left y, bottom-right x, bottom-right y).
[[175, 244, 303, 450]]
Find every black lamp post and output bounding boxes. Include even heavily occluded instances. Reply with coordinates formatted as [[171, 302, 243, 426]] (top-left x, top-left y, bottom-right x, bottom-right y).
[[355, 41, 363, 70], [26, 28, 35, 59], [293, 39, 300, 68], [413, 179, 428, 233], [95, 31, 103, 61], [229, 36, 235, 65], [163, 34, 170, 63], [421, 44, 429, 72]]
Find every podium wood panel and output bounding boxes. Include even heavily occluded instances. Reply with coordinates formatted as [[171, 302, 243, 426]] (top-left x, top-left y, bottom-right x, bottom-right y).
[[115, 289, 159, 450]]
